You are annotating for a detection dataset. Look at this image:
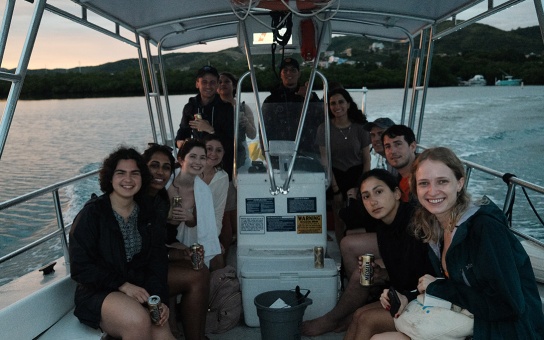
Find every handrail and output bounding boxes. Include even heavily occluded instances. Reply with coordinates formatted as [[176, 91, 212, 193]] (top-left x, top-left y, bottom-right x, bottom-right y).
[[1, 151, 543, 268], [0, 169, 99, 265], [0, 169, 99, 210]]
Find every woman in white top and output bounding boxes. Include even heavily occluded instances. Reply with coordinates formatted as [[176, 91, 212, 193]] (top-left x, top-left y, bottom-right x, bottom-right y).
[[166, 139, 221, 270], [201, 134, 229, 268]]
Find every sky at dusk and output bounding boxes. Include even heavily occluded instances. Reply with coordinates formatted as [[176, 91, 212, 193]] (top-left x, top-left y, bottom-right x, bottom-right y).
[[0, 0, 541, 70]]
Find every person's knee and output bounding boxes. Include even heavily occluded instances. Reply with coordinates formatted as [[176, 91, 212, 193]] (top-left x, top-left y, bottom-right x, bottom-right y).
[[352, 307, 365, 321], [118, 308, 153, 338], [340, 235, 354, 255]]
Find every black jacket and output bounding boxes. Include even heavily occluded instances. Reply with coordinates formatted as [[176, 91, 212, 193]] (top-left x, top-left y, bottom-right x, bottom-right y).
[[69, 194, 168, 328], [175, 94, 235, 179], [262, 84, 322, 155]]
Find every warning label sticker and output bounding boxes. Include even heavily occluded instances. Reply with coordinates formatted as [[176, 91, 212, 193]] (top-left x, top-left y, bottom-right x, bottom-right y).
[[266, 216, 296, 232], [239, 216, 265, 234], [296, 215, 322, 234]]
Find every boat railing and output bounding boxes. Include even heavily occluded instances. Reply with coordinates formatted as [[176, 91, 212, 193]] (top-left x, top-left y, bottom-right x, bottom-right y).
[[0, 169, 99, 267], [463, 159, 544, 248], [1, 154, 543, 272]]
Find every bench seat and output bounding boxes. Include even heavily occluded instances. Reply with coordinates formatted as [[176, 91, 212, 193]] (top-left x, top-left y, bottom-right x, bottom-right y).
[[0, 259, 101, 339]]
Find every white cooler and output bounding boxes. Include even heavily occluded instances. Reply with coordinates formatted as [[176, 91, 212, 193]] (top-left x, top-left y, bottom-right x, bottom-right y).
[[240, 257, 338, 327]]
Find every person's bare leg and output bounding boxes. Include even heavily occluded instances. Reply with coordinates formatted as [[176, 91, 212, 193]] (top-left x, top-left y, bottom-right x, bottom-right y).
[[101, 291, 171, 340], [333, 196, 346, 245], [347, 302, 396, 340], [370, 332, 410, 340], [340, 232, 379, 278], [168, 260, 210, 340], [301, 270, 369, 336]]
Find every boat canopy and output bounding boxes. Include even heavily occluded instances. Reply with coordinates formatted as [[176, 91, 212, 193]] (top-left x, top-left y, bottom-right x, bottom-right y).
[[65, 0, 543, 50]]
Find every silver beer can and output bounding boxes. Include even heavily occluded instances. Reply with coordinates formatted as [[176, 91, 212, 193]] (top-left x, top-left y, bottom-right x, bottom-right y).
[[314, 246, 324, 268], [359, 254, 374, 286], [147, 295, 161, 324]]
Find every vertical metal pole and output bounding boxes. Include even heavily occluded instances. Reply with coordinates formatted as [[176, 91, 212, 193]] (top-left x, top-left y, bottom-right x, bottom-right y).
[[0, 0, 47, 159], [240, 20, 278, 194], [135, 34, 158, 143], [157, 39, 176, 149], [52, 190, 70, 265], [144, 39, 168, 144], [534, 0, 544, 45], [0, 0, 16, 65], [416, 26, 434, 143], [282, 20, 329, 193], [400, 36, 414, 125]]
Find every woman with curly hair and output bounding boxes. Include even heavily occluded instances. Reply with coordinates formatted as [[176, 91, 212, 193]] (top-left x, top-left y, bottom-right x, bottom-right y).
[[69, 146, 174, 340]]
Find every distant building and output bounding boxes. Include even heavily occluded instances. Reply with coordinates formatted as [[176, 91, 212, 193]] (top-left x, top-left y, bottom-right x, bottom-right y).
[[369, 42, 385, 52], [341, 48, 352, 57]]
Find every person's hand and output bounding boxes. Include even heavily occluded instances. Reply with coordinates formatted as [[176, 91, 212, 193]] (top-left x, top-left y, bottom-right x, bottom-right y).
[[169, 206, 194, 225], [239, 113, 249, 128], [379, 289, 409, 318], [168, 246, 192, 262], [333, 190, 343, 204], [119, 282, 149, 304], [370, 262, 389, 285], [417, 274, 437, 293], [156, 302, 169, 326], [297, 81, 310, 97], [189, 119, 213, 133], [346, 188, 357, 200], [357, 259, 388, 285]]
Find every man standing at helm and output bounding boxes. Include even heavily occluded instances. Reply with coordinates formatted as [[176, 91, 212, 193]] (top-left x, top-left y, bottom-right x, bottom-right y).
[[262, 57, 321, 158]]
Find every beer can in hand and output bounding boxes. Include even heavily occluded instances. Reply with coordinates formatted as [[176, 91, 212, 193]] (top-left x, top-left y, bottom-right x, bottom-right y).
[[359, 254, 374, 286], [191, 243, 204, 270], [168, 196, 182, 220], [147, 295, 161, 324], [172, 196, 182, 207], [314, 246, 324, 268]]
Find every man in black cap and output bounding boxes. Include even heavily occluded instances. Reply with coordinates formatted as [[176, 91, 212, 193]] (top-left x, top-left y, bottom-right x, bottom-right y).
[[261, 57, 321, 159], [363, 117, 397, 176], [175, 65, 235, 178]]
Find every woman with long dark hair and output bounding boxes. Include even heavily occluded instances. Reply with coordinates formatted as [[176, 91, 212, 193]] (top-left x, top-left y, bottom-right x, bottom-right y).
[[316, 87, 371, 244], [143, 144, 210, 340]]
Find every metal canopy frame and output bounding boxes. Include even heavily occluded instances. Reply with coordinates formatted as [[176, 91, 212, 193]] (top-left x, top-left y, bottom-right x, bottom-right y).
[[1, 0, 544, 160]]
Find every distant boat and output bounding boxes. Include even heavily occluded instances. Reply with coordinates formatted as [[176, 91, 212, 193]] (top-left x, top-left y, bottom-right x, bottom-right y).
[[468, 74, 487, 86], [495, 75, 523, 86]]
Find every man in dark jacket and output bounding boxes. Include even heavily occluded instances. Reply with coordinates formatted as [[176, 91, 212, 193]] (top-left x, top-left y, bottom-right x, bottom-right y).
[[262, 57, 322, 162], [175, 65, 235, 179]]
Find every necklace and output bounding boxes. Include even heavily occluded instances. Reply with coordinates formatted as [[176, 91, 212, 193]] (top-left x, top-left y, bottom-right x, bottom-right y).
[[337, 125, 351, 140]]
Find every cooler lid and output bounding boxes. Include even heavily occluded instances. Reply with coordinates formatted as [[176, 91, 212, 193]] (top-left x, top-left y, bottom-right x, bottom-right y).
[[240, 257, 337, 278]]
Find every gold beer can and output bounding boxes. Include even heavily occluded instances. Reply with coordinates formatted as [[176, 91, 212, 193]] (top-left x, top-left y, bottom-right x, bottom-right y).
[[314, 246, 324, 268], [359, 254, 374, 286]]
